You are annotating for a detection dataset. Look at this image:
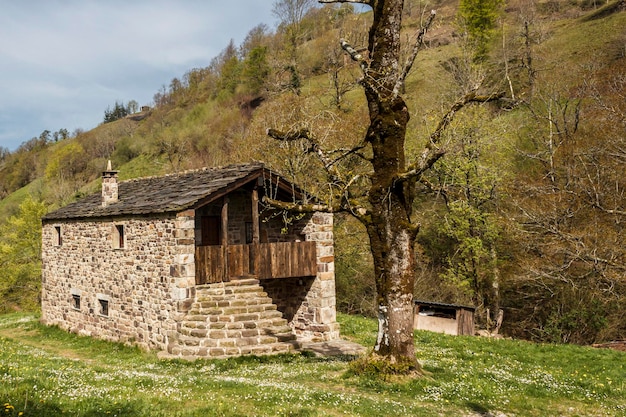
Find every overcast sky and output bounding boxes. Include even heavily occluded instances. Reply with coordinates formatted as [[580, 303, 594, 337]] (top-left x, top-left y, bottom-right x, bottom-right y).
[[0, 1, 278, 152]]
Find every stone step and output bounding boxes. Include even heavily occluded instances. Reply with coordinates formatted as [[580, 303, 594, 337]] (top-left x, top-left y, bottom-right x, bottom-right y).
[[193, 296, 274, 310], [224, 277, 260, 286], [186, 304, 281, 318], [166, 341, 294, 358], [168, 278, 298, 358], [195, 290, 269, 303], [180, 319, 291, 336], [178, 324, 294, 339], [181, 315, 288, 330]]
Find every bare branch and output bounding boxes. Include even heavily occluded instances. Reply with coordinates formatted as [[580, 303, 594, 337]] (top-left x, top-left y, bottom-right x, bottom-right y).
[[429, 91, 505, 145], [340, 38, 368, 72], [266, 127, 311, 142], [266, 127, 371, 216], [592, 204, 626, 217], [263, 194, 371, 223], [393, 10, 436, 98], [267, 127, 338, 176], [326, 144, 369, 167], [263, 196, 335, 213], [397, 90, 505, 184], [318, 0, 372, 5]]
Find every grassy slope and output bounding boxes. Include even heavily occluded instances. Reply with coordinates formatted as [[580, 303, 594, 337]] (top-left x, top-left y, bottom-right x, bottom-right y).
[[1, 313, 624, 417], [0, 179, 43, 218]]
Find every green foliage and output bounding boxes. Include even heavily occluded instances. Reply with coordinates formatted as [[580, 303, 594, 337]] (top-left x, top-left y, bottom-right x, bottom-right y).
[[458, 0, 503, 60], [0, 198, 48, 313], [44, 141, 87, 182], [242, 46, 270, 94], [218, 55, 242, 96], [418, 110, 507, 324], [334, 216, 375, 316], [103, 101, 130, 123]]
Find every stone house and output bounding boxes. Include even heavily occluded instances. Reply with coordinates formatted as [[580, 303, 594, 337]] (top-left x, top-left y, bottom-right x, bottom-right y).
[[41, 162, 339, 358]]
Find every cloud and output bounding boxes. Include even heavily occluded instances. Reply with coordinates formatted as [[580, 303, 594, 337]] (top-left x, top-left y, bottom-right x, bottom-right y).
[[0, 0, 276, 151]]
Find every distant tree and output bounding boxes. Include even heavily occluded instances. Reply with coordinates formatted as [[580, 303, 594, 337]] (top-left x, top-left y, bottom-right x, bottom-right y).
[[212, 40, 242, 96], [52, 128, 70, 143], [507, 72, 626, 344], [39, 130, 51, 144], [0, 146, 9, 163], [325, 41, 358, 110], [459, 0, 504, 61], [272, 0, 317, 93], [103, 101, 129, 123], [127, 100, 139, 114], [241, 24, 271, 58], [420, 111, 505, 329], [272, 0, 317, 46], [242, 46, 270, 94]]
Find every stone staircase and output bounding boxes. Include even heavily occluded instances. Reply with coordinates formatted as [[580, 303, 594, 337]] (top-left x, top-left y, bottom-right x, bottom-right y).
[[166, 278, 298, 358]]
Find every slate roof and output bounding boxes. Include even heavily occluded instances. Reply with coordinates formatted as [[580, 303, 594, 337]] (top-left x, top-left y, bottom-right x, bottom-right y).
[[43, 163, 279, 221], [414, 299, 476, 311]]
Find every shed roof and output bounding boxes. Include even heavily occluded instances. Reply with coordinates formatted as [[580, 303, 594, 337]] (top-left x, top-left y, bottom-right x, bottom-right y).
[[43, 163, 293, 221], [414, 299, 476, 311]]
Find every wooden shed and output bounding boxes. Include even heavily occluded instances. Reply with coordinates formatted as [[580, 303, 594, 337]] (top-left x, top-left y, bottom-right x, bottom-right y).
[[414, 300, 475, 336]]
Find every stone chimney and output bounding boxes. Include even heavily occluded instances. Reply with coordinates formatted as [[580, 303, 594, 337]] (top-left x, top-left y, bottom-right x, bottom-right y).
[[102, 160, 119, 207]]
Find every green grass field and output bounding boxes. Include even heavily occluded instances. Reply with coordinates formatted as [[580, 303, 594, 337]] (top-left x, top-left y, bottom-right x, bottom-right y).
[[1, 313, 624, 416]]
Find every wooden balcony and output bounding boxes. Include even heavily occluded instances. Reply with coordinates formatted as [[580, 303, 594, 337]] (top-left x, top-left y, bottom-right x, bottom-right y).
[[195, 241, 317, 285]]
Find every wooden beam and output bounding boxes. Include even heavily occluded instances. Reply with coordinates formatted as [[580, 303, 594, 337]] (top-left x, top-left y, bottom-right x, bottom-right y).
[[250, 187, 260, 276], [221, 197, 229, 281], [251, 187, 260, 244]]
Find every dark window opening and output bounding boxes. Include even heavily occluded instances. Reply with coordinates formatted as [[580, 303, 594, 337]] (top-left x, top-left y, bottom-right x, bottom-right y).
[[113, 224, 125, 249], [55, 226, 62, 246], [99, 299, 109, 316], [72, 294, 80, 310]]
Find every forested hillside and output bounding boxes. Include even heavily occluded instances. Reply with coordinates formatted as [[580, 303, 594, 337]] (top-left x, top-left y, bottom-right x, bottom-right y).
[[1, 0, 624, 346]]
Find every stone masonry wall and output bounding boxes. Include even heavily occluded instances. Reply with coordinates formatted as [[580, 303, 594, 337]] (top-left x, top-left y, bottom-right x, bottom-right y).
[[41, 211, 196, 351], [41, 202, 338, 352], [261, 211, 339, 342]]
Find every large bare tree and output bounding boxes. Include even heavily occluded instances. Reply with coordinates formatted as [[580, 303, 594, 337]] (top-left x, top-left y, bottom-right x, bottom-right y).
[[268, 0, 502, 370]]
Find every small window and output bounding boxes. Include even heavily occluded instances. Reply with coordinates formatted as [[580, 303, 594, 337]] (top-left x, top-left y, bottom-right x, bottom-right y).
[[113, 224, 125, 249], [72, 294, 81, 310], [55, 226, 62, 246], [98, 299, 109, 316]]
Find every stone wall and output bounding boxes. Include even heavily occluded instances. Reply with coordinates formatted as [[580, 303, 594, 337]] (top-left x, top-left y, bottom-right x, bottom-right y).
[[261, 212, 339, 342], [41, 212, 196, 351], [41, 202, 339, 353]]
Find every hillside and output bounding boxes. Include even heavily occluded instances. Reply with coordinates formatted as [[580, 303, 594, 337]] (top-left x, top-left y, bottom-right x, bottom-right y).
[[0, 0, 625, 345]]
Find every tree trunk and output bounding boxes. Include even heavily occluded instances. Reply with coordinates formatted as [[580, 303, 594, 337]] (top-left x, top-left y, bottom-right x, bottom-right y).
[[363, 0, 419, 368], [365, 93, 419, 366], [366, 209, 418, 364]]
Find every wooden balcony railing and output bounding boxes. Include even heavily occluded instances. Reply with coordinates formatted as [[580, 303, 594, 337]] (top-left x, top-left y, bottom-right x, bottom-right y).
[[195, 241, 317, 285]]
